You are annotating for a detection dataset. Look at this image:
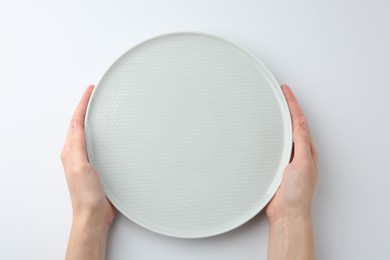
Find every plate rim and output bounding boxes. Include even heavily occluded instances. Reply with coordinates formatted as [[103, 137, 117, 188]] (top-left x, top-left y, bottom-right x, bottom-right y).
[[85, 32, 293, 238]]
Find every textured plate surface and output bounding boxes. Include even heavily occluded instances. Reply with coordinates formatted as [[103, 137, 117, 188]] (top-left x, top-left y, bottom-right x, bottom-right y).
[[85, 32, 292, 238]]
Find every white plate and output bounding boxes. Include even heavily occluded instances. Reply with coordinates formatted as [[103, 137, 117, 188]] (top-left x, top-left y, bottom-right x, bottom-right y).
[[85, 32, 292, 238]]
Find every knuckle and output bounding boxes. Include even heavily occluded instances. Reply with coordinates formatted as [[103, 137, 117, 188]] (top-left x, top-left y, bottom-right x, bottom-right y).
[[295, 116, 310, 131], [302, 134, 311, 144], [70, 119, 84, 131], [295, 132, 311, 144], [68, 162, 89, 175], [294, 115, 306, 125], [60, 148, 67, 162]]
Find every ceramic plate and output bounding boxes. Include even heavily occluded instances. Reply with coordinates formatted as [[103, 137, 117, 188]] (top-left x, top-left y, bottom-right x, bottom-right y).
[[85, 32, 292, 238]]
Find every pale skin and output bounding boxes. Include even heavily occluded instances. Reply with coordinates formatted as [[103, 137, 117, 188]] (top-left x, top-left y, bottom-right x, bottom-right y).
[[61, 85, 115, 260], [266, 85, 318, 260], [61, 84, 317, 260]]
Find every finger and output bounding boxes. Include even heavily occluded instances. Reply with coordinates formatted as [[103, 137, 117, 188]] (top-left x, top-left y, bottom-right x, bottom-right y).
[[281, 84, 312, 160], [308, 127, 318, 170], [281, 84, 304, 121], [293, 116, 312, 160], [71, 84, 95, 125], [311, 139, 318, 170], [64, 85, 95, 162]]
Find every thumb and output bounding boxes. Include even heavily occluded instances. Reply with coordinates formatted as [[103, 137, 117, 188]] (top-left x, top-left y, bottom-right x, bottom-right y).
[[292, 116, 312, 161], [64, 85, 94, 163]]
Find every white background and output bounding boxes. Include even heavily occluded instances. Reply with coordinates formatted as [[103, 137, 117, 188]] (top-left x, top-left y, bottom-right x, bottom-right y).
[[1, 0, 389, 259]]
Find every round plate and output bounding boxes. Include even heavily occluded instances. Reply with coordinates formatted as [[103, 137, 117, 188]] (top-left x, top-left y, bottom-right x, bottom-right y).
[[85, 32, 292, 238]]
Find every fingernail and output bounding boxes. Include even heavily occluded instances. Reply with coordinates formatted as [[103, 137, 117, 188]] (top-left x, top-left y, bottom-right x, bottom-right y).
[[299, 117, 307, 130], [71, 120, 78, 133]]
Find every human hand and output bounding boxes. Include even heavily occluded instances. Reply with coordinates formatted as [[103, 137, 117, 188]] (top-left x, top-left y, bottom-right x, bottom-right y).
[[266, 85, 318, 260], [266, 84, 318, 223], [61, 85, 115, 260]]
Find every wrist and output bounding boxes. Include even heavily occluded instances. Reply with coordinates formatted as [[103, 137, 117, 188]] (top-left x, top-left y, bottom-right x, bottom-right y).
[[72, 210, 112, 235], [267, 203, 313, 225], [67, 211, 110, 260], [268, 212, 312, 228], [267, 210, 315, 260]]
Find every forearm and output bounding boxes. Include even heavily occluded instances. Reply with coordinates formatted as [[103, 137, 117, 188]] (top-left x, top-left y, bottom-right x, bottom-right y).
[[267, 214, 315, 260], [66, 214, 110, 260]]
